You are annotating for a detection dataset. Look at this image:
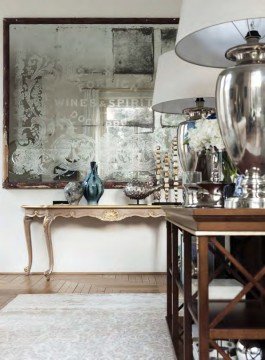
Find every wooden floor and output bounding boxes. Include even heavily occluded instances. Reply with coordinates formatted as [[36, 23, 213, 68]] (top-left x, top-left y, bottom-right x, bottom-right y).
[[0, 273, 166, 309]]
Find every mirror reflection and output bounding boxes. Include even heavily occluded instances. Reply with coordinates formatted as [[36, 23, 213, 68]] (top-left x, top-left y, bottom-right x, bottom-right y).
[[6, 20, 183, 188]]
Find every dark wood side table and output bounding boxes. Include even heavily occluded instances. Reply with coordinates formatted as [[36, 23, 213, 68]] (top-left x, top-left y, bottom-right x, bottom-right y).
[[163, 206, 265, 360]]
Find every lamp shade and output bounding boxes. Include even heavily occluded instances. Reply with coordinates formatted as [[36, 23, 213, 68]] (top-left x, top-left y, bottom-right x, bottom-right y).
[[175, 0, 265, 68], [152, 50, 221, 114]]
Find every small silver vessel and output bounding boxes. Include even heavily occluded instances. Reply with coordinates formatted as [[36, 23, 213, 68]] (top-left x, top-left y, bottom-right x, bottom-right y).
[[124, 180, 162, 204]]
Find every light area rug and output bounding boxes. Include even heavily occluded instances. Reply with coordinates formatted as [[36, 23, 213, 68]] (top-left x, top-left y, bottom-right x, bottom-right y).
[[0, 293, 176, 360]]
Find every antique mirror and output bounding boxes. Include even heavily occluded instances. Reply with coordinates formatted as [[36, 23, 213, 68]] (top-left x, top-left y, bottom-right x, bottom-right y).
[[3, 18, 181, 188]]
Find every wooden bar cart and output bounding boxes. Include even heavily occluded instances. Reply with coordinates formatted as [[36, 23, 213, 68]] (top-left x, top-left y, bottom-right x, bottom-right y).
[[163, 207, 265, 359]]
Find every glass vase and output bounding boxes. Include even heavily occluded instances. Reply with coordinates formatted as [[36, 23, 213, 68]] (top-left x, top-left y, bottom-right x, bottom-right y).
[[83, 162, 104, 205], [177, 119, 199, 173]]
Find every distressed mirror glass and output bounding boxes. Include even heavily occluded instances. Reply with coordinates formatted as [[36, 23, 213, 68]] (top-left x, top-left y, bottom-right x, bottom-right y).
[[4, 18, 183, 188]]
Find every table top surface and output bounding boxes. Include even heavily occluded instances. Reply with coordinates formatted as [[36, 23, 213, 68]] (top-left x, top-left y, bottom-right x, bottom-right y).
[[162, 206, 265, 236], [21, 204, 265, 233], [21, 204, 161, 209], [22, 205, 163, 209], [21, 204, 165, 221]]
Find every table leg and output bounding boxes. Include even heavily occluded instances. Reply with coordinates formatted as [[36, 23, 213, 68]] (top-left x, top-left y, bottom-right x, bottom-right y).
[[43, 216, 54, 281], [183, 231, 193, 360], [198, 236, 209, 359], [23, 216, 33, 275], [166, 221, 172, 332], [172, 224, 180, 354]]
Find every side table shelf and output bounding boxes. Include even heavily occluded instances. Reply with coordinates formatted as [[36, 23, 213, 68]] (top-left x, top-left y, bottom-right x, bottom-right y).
[[163, 207, 265, 360], [192, 300, 265, 340]]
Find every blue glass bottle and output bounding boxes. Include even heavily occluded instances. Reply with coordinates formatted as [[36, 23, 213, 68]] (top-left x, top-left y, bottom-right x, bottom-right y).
[[83, 161, 104, 205]]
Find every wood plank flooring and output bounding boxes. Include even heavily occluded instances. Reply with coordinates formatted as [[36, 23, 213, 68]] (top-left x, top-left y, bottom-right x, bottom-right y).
[[0, 273, 166, 309]]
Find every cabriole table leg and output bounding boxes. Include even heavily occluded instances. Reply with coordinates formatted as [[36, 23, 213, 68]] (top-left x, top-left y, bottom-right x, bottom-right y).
[[43, 216, 54, 281], [23, 216, 33, 275]]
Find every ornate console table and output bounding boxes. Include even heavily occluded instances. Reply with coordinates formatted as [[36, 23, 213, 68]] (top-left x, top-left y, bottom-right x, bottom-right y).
[[22, 205, 164, 280], [163, 206, 265, 360]]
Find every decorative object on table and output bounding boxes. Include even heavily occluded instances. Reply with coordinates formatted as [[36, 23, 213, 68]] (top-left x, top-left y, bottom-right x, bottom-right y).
[[182, 170, 225, 208], [225, 168, 265, 208], [196, 182, 225, 208], [64, 181, 84, 205], [153, 146, 162, 202], [236, 168, 265, 208], [182, 171, 202, 207], [182, 171, 203, 186], [193, 339, 237, 360], [123, 179, 162, 205], [82, 161, 104, 205], [163, 152, 170, 202], [223, 183, 236, 200], [186, 116, 237, 183], [236, 340, 263, 360], [187, 117, 225, 154], [181, 117, 235, 208], [224, 175, 244, 208], [175, 0, 265, 208], [152, 50, 220, 176], [233, 175, 245, 197], [171, 136, 179, 202], [209, 148, 222, 183], [177, 119, 199, 174], [177, 100, 217, 176]]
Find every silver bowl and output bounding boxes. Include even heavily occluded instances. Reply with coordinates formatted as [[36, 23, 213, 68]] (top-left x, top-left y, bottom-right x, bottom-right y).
[[124, 180, 162, 204]]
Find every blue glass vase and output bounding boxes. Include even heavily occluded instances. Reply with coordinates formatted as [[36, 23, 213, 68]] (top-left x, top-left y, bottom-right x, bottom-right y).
[[83, 162, 104, 205]]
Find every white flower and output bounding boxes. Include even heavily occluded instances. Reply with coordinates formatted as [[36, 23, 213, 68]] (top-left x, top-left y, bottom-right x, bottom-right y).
[[187, 118, 225, 152]]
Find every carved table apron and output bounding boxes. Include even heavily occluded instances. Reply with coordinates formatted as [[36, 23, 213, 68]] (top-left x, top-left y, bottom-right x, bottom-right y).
[[22, 205, 165, 280]]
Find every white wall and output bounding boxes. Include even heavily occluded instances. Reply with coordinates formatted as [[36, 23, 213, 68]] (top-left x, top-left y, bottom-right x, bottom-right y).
[[0, 0, 180, 273]]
